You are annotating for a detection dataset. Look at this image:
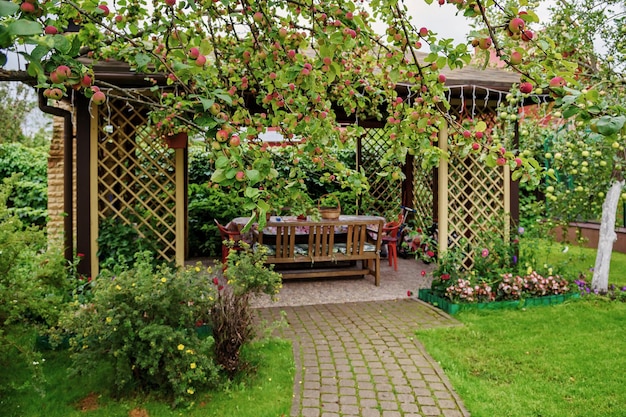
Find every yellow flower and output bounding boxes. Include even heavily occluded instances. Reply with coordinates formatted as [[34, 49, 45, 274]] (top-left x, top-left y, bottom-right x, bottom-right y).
[[190, 362, 197, 369], [115, 285, 121, 290], [186, 349, 194, 354], [527, 266, 533, 275], [161, 277, 167, 283], [187, 388, 195, 395], [548, 268, 553, 275], [106, 317, 112, 323], [177, 344, 185, 351], [195, 266, 201, 272]]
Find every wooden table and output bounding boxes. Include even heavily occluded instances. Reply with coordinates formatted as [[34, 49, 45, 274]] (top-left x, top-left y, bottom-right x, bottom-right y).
[[230, 215, 385, 285]]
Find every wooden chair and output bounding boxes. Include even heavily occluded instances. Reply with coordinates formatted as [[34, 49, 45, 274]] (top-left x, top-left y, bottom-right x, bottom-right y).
[[214, 219, 244, 264], [382, 221, 401, 271]]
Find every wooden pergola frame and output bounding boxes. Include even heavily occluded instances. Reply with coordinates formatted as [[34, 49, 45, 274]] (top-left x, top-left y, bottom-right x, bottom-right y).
[[21, 57, 525, 276]]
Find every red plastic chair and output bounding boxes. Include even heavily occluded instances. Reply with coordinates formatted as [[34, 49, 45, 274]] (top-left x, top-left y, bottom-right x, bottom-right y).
[[214, 219, 244, 264], [382, 221, 401, 271]]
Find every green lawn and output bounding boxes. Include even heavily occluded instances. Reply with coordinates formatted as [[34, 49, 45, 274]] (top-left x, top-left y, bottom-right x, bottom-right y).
[[416, 299, 626, 417], [521, 238, 626, 286], [1, 335, 294, 417], [414, 240, 626, 416]]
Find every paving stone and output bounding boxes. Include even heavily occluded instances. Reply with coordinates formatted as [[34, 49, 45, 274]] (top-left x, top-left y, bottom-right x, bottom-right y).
[[340, 404, 360, 415], [439, 399, 460, 409], [417, 396, 436, 406], [358, 388, 376, 398], [380, 400, 399, 410], [361, 408, 381, 417], [339, 386, 356, 396], [360, 398, 379, 408], [400, 402, 420, 413], [381, 411, 402, 417], [301, 407, 321, 417], [320, 393, 338, 403], [321, 402, 339, 412], [339, 395, 358, 405], [421, 405, 442, 415]]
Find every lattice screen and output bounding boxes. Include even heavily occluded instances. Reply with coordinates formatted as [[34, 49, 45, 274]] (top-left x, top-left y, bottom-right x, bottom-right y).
[[411, 155, 434, 232], [444, 99, 509, 269], [359, 128, 402, 217], [96, 99, 178, 263]]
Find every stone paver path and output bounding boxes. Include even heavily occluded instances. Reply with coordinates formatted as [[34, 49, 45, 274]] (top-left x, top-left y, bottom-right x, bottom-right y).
[[256, 298, 469, 417]]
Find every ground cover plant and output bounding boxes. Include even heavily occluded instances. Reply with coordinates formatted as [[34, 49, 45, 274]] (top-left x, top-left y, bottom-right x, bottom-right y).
[[415, 300, 626, 417], [1, 333, 293, 417]]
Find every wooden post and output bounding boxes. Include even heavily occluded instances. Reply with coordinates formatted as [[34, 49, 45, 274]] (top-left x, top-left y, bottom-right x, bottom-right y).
[[504, 164, 511, 244], [437, 121, 449, 256], [175, 148, 185, 266], [89, 103, 99, 278]]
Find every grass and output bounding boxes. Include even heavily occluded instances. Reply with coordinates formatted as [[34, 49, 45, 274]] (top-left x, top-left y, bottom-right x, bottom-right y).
[[1, 332, 294, 417], [414, 238, 626, 416], [416, 299, 626, 417], [520, 237, 626, 286]]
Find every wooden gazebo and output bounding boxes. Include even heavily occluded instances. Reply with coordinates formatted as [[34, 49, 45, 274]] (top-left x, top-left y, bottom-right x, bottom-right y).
[[42, 58, 523, 276]]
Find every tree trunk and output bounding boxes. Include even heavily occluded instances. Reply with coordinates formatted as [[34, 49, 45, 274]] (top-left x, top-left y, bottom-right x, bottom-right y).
[[592, 179, 625, 291]]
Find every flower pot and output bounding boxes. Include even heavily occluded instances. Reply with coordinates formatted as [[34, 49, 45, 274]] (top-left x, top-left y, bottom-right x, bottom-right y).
[[164, 132, 188, 149]]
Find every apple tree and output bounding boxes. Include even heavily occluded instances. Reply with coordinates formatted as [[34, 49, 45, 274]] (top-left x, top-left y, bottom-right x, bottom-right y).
[[469, 0, 626, 291]]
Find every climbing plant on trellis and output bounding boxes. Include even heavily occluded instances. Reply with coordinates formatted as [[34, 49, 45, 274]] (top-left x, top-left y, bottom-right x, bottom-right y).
[[95, 99, 179, 266]]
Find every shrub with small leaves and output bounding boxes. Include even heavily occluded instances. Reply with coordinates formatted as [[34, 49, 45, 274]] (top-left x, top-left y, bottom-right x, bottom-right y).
[[55, 252, 220, 407], [210, 242, 282, 376]]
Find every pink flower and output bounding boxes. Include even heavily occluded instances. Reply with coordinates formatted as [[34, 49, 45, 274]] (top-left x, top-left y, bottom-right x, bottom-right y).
[[212, 277, 219, 285], [420, 270, 426, 276], [441, 273, 450, 281], [481, 248, 489, 258], [77, 253, 85, 258], [407, 290, 413, 297], [426, 250, 435, 257]]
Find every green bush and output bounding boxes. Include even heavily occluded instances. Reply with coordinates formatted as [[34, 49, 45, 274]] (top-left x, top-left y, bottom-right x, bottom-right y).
[[0, 178, 69, 397], [187, 183, 247, 258], [56, 253, 221, 407], [0, 144, 48, 227], [210, 243, 282, 376]]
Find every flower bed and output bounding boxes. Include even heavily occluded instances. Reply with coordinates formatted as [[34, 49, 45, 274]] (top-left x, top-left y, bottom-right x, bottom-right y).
[[418, 288, 580, 315]]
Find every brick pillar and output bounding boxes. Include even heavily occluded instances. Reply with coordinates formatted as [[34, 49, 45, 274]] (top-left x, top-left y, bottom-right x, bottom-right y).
[[47, 105, 76, 249]]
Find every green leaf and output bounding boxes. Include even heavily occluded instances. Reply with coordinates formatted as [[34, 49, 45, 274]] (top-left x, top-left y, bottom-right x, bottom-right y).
[[134, 53, 151, 71], [330, 32, 344, 44], [0, 1, 19, 16], [214, 92, 233, 105], [28, 44, 50, 62], [210, 169, 225, 183], [0, 52, 6, 66], [215, 155, 229, 169], [597, 115, 626, 136], [246, 169, 260, 184], [562, 106, 579, 119], [198, 97, 214, 111], [8, 20, 42, 36], [244, 186, 261, 199], [50, 34, 71, 54]]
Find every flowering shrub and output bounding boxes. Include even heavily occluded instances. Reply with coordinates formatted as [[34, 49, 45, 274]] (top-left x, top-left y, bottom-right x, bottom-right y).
[[54, 252, 220, 407], [443, 272, 572, 303]]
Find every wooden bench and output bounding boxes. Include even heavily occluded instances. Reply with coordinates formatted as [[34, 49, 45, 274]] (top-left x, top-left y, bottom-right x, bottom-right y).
[[254, 216, 384, 286]]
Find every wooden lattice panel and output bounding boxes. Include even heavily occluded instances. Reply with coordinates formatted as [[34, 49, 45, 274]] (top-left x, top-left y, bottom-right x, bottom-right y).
[[96, 99, 177, 262], [360, 128, 402, 217], [411, 155, 434, 232], [447, 153, 506, 269]]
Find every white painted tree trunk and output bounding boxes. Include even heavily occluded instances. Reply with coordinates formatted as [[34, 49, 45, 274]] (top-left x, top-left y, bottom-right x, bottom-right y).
[[592, 179, 625, 291]]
